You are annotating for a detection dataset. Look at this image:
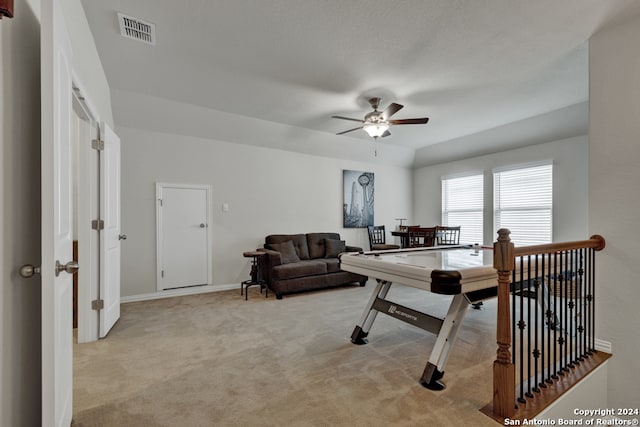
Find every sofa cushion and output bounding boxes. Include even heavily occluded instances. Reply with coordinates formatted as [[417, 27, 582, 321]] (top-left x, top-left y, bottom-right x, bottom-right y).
[[318, 258, 341, 273], [306, 233, 341, 259], [268, 240, 300, 264], [272, 260, 327, 280], [324, 239, 346, 258], [265, 234, 310, 260]]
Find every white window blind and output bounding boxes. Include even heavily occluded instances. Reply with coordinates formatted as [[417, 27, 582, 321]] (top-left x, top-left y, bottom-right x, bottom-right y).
[[442, 173, 484, 245], [493, 163, 553, 246]]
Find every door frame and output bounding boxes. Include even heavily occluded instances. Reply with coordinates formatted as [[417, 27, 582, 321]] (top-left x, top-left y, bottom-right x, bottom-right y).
[[74, 82, 122, 343], [155, 183, 213, 292], [73, 81, 101, 343]]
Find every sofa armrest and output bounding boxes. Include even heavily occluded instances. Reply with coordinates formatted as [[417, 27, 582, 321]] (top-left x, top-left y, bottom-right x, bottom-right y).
[[345, 245, 363, 253], [257, 248, 282, 284]]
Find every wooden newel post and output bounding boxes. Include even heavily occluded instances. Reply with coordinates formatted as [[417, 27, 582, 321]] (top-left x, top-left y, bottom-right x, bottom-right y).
[[493, 229, 516, 418]]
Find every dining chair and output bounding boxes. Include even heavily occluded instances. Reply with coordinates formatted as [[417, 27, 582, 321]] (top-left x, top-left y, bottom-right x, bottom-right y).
[[436, 225, 461, 245], [367, 225, 400, 250], [407, 226, 437, 248]]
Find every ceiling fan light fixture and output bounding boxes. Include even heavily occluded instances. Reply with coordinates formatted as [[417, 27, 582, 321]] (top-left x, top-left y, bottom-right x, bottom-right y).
[[363, 122, 389, 138], [333, 98, 428, 139]]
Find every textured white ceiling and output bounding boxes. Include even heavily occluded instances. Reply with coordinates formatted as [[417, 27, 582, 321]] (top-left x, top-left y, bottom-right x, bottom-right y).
[[81, 0, 640, 164]]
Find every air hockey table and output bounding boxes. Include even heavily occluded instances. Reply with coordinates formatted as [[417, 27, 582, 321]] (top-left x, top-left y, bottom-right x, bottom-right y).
[[339, 245, 498, 390]]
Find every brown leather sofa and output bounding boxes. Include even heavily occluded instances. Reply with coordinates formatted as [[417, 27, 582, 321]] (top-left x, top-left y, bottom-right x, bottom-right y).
[[259, 232, 367, 299]]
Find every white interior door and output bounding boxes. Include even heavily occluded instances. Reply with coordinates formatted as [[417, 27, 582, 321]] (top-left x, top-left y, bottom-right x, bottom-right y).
[[41, 1, 74, 424], [157, 184, 211, 291], [99, 123, 121, 337]]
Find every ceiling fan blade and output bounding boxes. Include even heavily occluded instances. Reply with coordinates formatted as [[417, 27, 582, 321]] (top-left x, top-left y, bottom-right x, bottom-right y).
[[381, 130, 391, 138], [381, 103, 403, 120], [336, 126, 363, 135], [331, 115, 364, 123], [388, 117, 429, 125]]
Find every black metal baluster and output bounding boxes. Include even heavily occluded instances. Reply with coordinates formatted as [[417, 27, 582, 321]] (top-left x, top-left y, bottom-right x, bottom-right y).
[[541, 253, 550, 387], [588, 248, 595, 354], [568, 249, 575, 368], [560, 250, 567, 374], [517, 261, 526, 404], [577, 248, 585, 361], [563, 250, 570, 373], [552, 251, 559, 380], [512, 267, 518, 401], [545, 252, 554, 385], [512, 266, 517, 363], [525, 256, 533, 398], [533, 254, 541, 393]]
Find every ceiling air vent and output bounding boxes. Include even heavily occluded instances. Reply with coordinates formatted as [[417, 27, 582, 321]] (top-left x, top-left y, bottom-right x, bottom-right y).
[[117, 13, 156, 45]]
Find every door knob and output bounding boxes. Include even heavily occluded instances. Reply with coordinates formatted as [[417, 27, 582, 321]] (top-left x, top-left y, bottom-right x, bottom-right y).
[[199, 223, 206, 228], [55, 260, 79, 277], [19, 264, 41, 278], [119, 234, 127, 240]]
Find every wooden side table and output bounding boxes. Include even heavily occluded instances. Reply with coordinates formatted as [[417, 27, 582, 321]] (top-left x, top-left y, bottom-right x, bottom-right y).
[[241, 251, 267, 300]]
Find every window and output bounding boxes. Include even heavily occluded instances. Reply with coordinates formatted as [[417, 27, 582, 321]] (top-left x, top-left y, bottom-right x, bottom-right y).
[[493, 162, 553, 246], [441, 173, 484, 245]]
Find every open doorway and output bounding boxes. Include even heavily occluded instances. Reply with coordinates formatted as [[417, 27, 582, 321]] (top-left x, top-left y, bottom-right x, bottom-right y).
[[72, 88, 100, 343], [71, 84, 122, 342]]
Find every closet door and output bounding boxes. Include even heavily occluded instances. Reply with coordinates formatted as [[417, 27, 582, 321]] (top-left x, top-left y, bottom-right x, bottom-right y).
[[156, 183, 211, 290]]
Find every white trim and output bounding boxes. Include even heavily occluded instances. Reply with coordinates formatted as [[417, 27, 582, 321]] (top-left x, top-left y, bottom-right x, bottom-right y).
[[71, 71, 98, 123], [595, 338, 612, 353], [75, 110, 100, 344], [440, 170, 484, 181], [492, 159, 553, 173], [121, 283, 239, 303], [73, 77, 101, 344]]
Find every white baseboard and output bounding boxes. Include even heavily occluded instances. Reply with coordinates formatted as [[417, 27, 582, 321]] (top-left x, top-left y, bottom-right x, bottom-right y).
[[595, 338, 612, 353], [121, 283, 240, 303]]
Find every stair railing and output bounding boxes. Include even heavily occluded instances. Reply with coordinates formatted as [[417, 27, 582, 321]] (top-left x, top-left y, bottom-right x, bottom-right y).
[[486, 229, 608, 421]]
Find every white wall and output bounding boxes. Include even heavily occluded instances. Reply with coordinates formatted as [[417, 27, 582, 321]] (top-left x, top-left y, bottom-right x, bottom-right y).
[[1, 0, 42, 424], [589, 13, 640, 409], [119, 126, 412, 297], [413, 135, 589, 245]]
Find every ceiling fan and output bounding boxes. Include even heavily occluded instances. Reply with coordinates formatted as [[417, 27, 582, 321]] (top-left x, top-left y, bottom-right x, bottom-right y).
[[332, 97, 429, 139]]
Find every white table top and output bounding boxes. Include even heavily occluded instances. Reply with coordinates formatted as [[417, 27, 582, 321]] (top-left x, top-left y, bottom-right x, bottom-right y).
[[340, 246, 498, 293]]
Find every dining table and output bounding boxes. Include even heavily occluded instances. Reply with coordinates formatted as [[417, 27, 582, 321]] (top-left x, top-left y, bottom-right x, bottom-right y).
[[390, 229, 409, 248]]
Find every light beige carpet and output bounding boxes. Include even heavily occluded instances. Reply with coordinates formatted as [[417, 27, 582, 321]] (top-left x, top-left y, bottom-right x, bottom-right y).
[[72, 284, 500, 427]]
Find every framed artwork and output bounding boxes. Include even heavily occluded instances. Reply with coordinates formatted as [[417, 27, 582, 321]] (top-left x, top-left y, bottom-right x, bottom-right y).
[[343, 170, 374, 228]]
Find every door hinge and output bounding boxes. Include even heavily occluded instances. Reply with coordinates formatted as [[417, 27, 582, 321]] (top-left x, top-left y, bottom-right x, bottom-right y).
[[91, 299, 104, 310], [158, 198, 163, 207], [91, 219, 105, 230], [92, 139, 104, 150], [161, 270, 164, 278]]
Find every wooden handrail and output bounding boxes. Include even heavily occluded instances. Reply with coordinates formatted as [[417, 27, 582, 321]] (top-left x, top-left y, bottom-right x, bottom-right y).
[[512, 235, 605, 257]]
